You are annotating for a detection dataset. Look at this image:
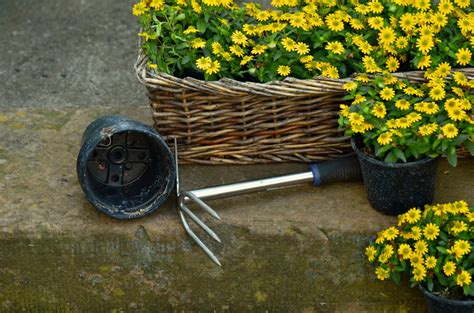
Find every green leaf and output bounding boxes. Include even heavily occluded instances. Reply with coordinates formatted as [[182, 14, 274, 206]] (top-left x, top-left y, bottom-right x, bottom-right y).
[[464, 140, 474, 156], [437, 246, 448, 254], [427, 277, 434, 292], [181, 55, 191, 65], [440, 231, 448, 242], [393, 148, 407, 163], [392, 271, 401, 285], [384, 152, 397, 163], [468, 283, 474, 296], [447, 146, 457, 167], [197, 19, 207, 33]]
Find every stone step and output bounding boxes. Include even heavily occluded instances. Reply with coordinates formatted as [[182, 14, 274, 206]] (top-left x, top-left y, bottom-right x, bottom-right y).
[[0, 106, 472, 311]]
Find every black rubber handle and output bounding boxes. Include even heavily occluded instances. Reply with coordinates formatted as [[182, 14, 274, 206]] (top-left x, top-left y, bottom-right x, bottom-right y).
[[309, 155, 362, 186]]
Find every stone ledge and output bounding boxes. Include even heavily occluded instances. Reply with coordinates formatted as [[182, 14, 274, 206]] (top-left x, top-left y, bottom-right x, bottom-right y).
[[0, 106, 472, 311]]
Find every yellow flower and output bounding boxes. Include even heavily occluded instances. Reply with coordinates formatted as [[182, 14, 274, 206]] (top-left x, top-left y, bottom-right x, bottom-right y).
[[417, 55, 432, 69], [148, 63, 157, 69], [343, 82, 358, 92], [300, 55, 314, 63], [395, 99, 410, 110], [326, 14, 344, 32], [414, 240, 428, 255], [339, 104, 350, 117], [191, 38, 206, 49], [377, 132, 393, 145], [412, 265, 427, 282], [372, 102, 387, 118], [355, 74, 371, 83], [349, 113, 364, 125], [240, 56, 253, 66], [456, 48, 472, 66], [251, 44, 267, 55], [398, 243, 412, 260], [205, 60, 221, 75], [425, 256, 437, 269], [243, 24, 257, 35], [416, 36, 434, 54], [132, 1, 149, 16], [438, 0, 454, 15], [326, 41, 344, 55], [350, 18, 365, 30], [410, 252, 424, 267], [448, 108, 468, 122], [191, 0, 202, 13], [386, 57, 399, 72], [322, 66, 339, 79], [396, 37, 409, 49], [375, 266, 390, 281], [379, 27, 396, 46], [419, 124, 438, 136], [368, 17, 384, 30], [442, 123, 458, 139], [432, 12, 448, 28], [353, 94, 367, 105], [383, 244, 395, 258], [363, 56, 382, 73], [384, 227, 399, 241], [229, 45, 245, 57], [277, 65, 291, 76], [399, 13, 416, 32], [454, 240, 471, 256], [281, 37, 296, 52], [295, 42, 310, 55], [451, 220, 467, 234], [429, 86, 445, 101], [211, 42, 224, 55], [195, 57, 212, 70], [183, 26, 199, 35], [457, 270, 472, 287], [454, 0, 470, 8], [149, 0, 165, 10], [453, 72, 468, 85], [444, 261, 456, 276], [406, 208, 421, 223], [366, 246, 377, 262], [137, 32, 156, 42], [290, 14, 307, 29], [231, 31, 248, 46], [435, 62, 451, 77], [380, 87, 395, 101]]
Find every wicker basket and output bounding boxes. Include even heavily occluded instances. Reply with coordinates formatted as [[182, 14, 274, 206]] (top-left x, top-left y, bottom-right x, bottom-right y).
[[135, 53, 472, 164]]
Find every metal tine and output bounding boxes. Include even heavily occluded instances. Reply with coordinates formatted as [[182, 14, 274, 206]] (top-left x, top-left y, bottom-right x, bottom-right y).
[[179, 197, 221, 243], [181, 191, 220, 220], [172, 137, 222, 266], [178, 209, 222, 266]]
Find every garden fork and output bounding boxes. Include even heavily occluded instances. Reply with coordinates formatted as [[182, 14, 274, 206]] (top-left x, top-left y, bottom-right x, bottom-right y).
[[173, 140, 362, 266]]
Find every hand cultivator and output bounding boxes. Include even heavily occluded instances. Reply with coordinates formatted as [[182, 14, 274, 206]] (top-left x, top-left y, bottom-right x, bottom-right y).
[[77, 116, 362, 266]]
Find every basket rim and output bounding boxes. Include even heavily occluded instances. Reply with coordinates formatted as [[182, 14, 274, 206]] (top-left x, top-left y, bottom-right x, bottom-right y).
[[134, 51, 474, 97]]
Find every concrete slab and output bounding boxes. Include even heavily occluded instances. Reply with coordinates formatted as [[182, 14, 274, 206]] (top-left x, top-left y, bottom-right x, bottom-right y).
[[0, 0, 147, 108], [0, 105, 472, 311]]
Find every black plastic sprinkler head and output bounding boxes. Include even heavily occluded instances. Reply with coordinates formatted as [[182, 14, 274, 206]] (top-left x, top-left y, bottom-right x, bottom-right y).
[[77, 115, 175, 219]]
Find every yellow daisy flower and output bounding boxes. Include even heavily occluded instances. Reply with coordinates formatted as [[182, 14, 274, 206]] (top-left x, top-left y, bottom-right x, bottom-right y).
[[277, 65, 291, 76], [442, 123, 458, 139], [380, 87, 395, 101], [444, 261, 456, 276], [456, 48, 472, 66]]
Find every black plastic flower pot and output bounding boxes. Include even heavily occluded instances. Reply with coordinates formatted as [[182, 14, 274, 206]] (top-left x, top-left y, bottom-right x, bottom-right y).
[[420, 285, 474, 313], [77, 115, 176, 219], [351, 138, 438, 216]]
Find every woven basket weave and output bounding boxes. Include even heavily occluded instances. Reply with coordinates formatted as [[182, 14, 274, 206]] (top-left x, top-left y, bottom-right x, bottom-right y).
[[135, 53, 472, 164]]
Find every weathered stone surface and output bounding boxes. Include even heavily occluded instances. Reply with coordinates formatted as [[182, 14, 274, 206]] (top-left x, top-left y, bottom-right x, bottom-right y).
[[0, 106, 473, 311]]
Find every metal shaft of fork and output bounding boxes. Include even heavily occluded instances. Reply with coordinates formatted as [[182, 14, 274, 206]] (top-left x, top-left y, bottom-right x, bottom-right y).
[[183, 171, 314, 203]]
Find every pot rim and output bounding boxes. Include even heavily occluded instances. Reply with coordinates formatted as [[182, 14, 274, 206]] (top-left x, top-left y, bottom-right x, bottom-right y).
[[351, 138, 437, 168], [419, 284, 474, 305]]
